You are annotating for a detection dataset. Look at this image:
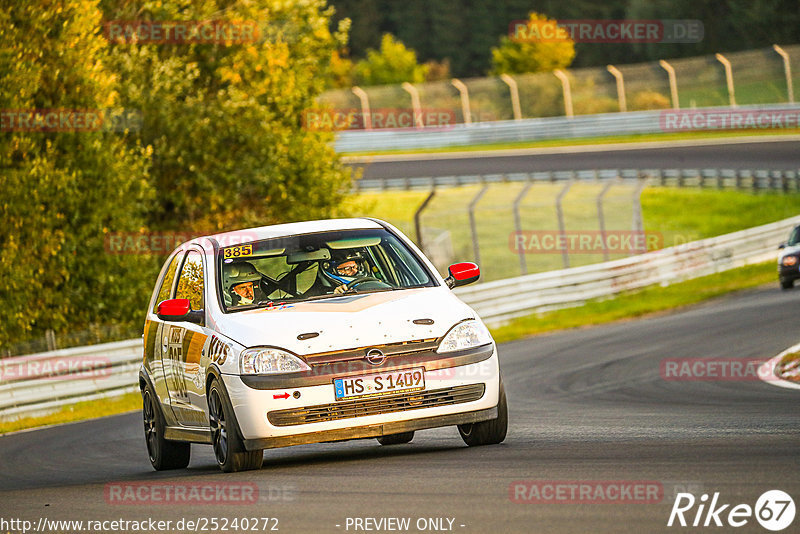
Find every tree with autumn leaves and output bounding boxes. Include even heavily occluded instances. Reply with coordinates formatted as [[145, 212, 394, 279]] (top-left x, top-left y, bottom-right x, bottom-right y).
[[0, 0, 353, 349]]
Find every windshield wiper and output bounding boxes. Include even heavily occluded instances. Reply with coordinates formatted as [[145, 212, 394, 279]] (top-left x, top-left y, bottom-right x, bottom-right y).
[[289, 293, 352, 303], [342, 286, 396, 295]]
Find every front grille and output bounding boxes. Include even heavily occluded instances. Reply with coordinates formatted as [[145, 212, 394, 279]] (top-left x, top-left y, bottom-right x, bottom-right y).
[[267, 384, 485, 427], [304, 339, 440, 366]]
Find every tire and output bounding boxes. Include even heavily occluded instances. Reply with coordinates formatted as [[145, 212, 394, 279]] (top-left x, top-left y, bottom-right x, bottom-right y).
[[377, 431, 414, 445], [208, 378, 263, 473], [781, 278, 793, 290], [458, 379, 508, 447], [142, 384, 191, 470]]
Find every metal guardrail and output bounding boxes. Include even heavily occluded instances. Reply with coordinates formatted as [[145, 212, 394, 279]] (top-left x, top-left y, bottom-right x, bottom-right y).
[[335, 103, 800, 153], [0, 339, 142, 422], [454, 215, 800, 324], [1, 215, 797, 422], [355, 168, 800, 192]]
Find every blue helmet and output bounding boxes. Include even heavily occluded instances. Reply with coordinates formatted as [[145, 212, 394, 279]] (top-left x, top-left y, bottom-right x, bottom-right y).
[[321, 250, 369, 286]]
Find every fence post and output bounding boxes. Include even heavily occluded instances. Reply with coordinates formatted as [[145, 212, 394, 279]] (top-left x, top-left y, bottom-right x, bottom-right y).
[[451, 79, 472, 124], [513, 180, 534, 275], [469, 185, 490, 265], [773, 45, 795, 103], [351, 86, 372, 130], [556, 181, 573, 268], [597, 179, 616, 261], [499, 74, 522, 121], [715, 53, 737, 107], [402, 82, 424, 128], [414, 189, 436, 251], [45, 329, 57, 351], [606, 65, 627, 113], [659, 60, 680, 109], [631, 177, 647, 255], [553, 70, 574, 118]]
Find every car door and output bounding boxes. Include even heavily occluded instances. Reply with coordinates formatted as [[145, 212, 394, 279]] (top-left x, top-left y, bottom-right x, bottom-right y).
[[162, 248, 210, 427], [145, 249, 183, 412]]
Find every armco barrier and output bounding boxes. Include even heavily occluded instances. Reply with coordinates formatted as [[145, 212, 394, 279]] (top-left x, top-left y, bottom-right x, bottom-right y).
[[354, 168, 800, 192], [334, 103, 800, 153], [455, 215, 799, 324], [2, 215, 798, 422], [0, 339, 142, 422]]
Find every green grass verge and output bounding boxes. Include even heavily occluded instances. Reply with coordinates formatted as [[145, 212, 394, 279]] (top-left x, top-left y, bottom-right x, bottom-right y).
[[0, 391, 141, 435], [344, 186, 800, 282], [490, 261, 776, 344], [641, 188, 800, 248], [340, 129, 800, 156]]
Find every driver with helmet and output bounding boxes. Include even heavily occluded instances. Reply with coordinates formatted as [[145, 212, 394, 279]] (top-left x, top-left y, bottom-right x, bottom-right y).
[[222, 261, 263, 306], [322, 251, 371, 294]]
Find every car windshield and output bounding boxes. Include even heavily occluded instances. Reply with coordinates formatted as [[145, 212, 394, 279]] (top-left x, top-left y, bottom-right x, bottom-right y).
[[217, 228, 435, 311], [788, 227, 800, 247]]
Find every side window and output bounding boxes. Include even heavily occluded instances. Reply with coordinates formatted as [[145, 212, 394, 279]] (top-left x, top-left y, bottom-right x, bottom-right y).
[[175, 250, 205, 311], [152, 252, 183, 312]]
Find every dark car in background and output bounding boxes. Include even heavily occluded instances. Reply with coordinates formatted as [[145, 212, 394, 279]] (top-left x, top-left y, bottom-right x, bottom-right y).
[[778, 225, 800, 289]]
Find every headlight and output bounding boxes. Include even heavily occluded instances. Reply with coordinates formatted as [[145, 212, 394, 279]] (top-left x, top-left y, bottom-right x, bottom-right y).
[[782, 256, 798, 266], [240, 348, 310, 375], [437, 320, 493, 353]]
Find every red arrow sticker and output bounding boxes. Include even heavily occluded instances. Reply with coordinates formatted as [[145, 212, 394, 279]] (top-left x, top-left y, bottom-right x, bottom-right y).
[[273, 392, 290, 399]]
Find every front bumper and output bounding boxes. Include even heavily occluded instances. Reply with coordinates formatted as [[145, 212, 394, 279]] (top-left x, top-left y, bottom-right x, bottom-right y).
[[779, 263, 800, 283], [222, 343, 500, 450]]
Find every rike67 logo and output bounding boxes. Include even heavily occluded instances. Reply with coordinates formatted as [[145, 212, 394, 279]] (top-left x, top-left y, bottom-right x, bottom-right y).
[[668, 490, 795, 531]]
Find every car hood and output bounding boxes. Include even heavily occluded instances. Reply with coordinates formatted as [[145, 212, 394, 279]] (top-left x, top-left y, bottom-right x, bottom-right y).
[[213, 287, 478, 354]]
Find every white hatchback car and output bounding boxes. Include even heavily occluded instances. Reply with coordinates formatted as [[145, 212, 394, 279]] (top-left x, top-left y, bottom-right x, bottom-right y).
[[139, 218, 506, 472]]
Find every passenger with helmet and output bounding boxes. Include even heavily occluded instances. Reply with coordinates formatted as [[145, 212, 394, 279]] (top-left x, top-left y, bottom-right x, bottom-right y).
[[222, 261, 263, 306]]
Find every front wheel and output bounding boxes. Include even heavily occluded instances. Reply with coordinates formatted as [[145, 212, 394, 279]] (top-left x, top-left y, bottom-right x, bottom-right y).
[[377, 431, 414, 445], [142, 384, 190, 470], [208, 378, 263, 473], [781, 278, 794, 290], [458, 379, 508, 446]]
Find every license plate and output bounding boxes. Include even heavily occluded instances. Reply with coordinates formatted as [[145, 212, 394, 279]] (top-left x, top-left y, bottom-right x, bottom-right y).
[[333, 367, 425, 401]]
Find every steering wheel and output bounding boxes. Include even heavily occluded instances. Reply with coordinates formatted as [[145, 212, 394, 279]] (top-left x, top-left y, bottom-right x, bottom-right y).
[[339, 276, 382, 293]]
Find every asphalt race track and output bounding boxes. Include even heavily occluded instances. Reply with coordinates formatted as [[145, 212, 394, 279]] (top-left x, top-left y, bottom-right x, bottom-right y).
[[349, 138, 800, 180], [1, 285, 798, 533]]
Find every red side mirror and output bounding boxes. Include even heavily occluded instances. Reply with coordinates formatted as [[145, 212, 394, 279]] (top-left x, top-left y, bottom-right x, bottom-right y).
[[446, 262, 480, 288], [156, 298, 195, 322]]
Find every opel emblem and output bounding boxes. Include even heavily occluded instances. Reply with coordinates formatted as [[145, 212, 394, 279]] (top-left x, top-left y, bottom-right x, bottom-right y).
[[365, 348, 385, 366]]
